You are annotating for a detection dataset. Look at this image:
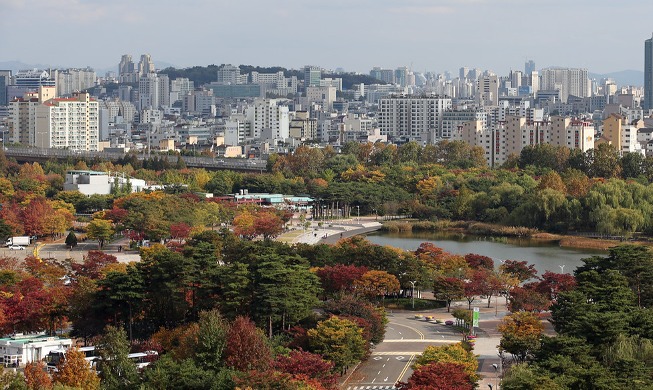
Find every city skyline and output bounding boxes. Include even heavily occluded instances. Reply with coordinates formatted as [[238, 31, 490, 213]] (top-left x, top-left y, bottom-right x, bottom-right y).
[[1, 0, 651, 76]]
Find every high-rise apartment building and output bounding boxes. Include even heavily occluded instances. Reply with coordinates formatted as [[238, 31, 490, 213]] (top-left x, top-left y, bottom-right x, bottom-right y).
[[245, 99, 289, 140], [645, 34, 653, 110], [476, 75, 499, 106], [540, 68, 589, 103], [53, 68, 97, 97], [377, 95, 452, 143], [10, 88, 98, 151], [370, 67, 395, 84], [217, 64, 244, 85], [35, 93, 99, 151]]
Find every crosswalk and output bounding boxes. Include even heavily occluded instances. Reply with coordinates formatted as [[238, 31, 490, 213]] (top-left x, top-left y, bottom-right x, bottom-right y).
[[345, 386, 396, 390]]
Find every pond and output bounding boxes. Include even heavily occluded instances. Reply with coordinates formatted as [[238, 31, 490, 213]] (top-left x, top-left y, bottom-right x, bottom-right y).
[[365, 231, 607, 275]]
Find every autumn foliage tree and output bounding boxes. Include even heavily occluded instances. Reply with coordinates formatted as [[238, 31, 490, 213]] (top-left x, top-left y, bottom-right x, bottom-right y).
[[353, 270, 400, 302], [273, 349, 338, 389], [414, 343, 479, 382], [396, 362, 476, 390], [498, 311, 545, 363], [52, 348, 100, 390], [224, 316, 273, 372], [316, 264, 369, 296], [24, 361, 52, 390]]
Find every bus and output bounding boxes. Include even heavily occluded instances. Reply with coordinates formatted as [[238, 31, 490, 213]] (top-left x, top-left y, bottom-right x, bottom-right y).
[[45, 346, 98, 371]]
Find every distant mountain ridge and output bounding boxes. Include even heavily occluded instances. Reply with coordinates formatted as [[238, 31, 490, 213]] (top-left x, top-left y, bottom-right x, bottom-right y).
[[588, 69, 643, 87]]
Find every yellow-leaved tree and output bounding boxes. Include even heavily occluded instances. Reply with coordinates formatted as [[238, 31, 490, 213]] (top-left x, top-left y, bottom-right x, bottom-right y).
[[53, 347, 100, 390]]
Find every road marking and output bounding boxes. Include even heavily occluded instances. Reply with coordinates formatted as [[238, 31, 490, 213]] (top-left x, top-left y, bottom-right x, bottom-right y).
[[395, 354, 415, 384], [378, 371, 381, 375], [381, 339, 453, 343], [371, 352, 426, 356], [388, 321, 425, 340]]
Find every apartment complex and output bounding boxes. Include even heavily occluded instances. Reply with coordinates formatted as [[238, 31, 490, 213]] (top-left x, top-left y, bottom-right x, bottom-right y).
[[460, 115, 594, 167], [10, 88, 99, 151]]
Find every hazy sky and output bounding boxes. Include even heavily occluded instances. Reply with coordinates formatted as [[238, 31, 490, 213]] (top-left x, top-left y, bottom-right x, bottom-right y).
[[1, 0, 652, 75]]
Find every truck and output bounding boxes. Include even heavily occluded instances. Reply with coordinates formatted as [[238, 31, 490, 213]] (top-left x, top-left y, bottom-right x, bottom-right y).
[[5, 236, 30, 247]]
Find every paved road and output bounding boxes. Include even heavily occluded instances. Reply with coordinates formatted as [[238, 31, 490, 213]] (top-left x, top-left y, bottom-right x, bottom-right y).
[[343, 312, 463, 390]]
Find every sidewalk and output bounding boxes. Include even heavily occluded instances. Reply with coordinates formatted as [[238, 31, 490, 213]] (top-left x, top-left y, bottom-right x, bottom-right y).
[[277, 217, 383, 245]]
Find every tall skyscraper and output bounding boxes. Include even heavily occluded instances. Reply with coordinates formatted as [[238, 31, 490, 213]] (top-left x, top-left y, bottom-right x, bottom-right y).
[[645, 34, 653, 110], [119, 55, 134, 76], [138, 54, 155, 76], [525, 60, 536, 75]]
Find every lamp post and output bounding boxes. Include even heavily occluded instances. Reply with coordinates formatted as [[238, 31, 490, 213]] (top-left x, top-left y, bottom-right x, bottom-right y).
[[559, 264, 565, 274], [492, 363, 499, 389], [409, 280, 417, 309], [356, 205, 360, 222]]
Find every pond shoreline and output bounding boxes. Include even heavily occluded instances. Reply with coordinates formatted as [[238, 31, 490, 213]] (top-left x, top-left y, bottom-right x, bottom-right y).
[[380, 220, 647, 251]]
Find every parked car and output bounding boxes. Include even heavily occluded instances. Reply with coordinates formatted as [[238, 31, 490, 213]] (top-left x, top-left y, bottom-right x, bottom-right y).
[[8, 245, 24, 250]]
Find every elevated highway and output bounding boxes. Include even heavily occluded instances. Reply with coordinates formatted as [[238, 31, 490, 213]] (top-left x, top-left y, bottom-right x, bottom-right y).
[[2, 147, 266, 172]]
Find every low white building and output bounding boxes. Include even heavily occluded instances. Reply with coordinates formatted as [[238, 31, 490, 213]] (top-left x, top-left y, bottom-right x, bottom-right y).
[[0, 333, 72, 367], [63, 170, 147, 195]]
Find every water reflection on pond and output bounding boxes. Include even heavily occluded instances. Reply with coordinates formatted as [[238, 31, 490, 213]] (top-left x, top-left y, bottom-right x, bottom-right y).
[[365, 231, 607, 274]]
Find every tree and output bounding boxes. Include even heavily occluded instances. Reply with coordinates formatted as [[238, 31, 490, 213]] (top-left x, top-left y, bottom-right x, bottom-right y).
[[193, 309, 229, 372], [498, 312, 544, 363], [96, 325, 140, 390], [253, 210, 285, 240], [86, 219, 115, 249], [64, 231, 78, 249], [232, 210, 257, 239], [500, 260, 537, 283], [353, 270, 400, 302], [432, 277, 464, 312], [169, 222, 191, 243], [501, 363, 563, 390], [72, 251, 118, 279], [396, 362, 476, 390], [414, 343, 478, 381], [24, 361, 52, 390], [464, 254, 494, 270], [535, 271, 576, 301], [53, 348, 100, 390], [273, 349, 338, 389], [316, 264, 368, 296], [224, 316, 273, 372], [507, 286, 551, 312], [307, 316, 366, 374]]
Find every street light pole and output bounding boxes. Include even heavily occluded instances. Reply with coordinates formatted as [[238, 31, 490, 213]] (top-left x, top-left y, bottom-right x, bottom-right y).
[[559, 264, 565, 274], [409, 280, 417, 309], [492, 363, 499, 390], [356, 205, 360, 222]]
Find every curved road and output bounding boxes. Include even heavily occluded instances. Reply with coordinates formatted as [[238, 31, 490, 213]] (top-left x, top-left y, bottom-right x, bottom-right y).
[[343, 312, 462, 390]]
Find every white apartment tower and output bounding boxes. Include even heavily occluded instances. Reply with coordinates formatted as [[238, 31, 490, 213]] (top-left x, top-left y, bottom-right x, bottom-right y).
[[34, 92, 99, 151], [377, 95, 453, 143], [476, 75, 499, 106], [138, 73, 169, 109], [246, 99, 289, 141]]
